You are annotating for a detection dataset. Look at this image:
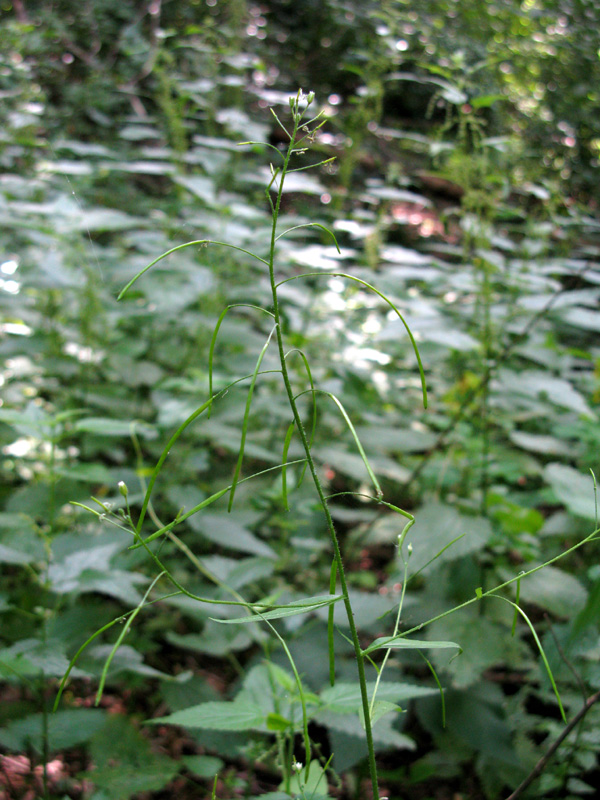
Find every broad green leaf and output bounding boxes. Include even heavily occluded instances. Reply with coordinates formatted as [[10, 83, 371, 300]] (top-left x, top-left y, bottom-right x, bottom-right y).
[[187, 512, 276, 558], [182, 754, 224, 778], [318, 588, 403, 629], [212, 594, 342, 624], [426, 613, 528, 689], [353, 425, 436, 454], [74, 417, 156, 438], [471, 93, 505, 109], [495, 369, 594, 418], [360, 700, 403, 729], [544, 463, 597, 521], [84, 644, 171, 681], [266, 712, 293, 731], [418, 686, 520, 765], [0, 543, 36, 565], [406, 503, 492, 573], [314, 708, 415, 749], [50, 555, 148, 604], [512, 565, 587, 617], [0, 709, 106, 752], [249, 794, 289, 800], [0, 402, 52, 437], [70, 208, 149, 233], [166, 625, 254, 656], [366, 185, 431, 205], [284, 761, 327, 798], [89, 715, 179, 799], [509, 431, 571, 456], [101, 160, 176, 175], [150, 700, 265, 731], [320, 681, 437, 713], [53, 463, 114, 483], [173, 175, 216, 204], [561, 307, 600, 332], [0, 637, 88, 679]]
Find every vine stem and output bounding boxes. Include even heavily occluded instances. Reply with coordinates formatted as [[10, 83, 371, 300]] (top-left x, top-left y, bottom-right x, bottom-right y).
[[266, 93, 380, 800]]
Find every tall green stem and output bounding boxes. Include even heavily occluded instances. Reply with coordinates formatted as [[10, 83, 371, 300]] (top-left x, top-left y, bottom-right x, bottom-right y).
[[267, 95, 380, 800]]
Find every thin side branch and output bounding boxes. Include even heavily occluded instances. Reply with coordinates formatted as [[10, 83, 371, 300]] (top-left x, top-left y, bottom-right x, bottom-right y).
[[506, 690, 600, 800]]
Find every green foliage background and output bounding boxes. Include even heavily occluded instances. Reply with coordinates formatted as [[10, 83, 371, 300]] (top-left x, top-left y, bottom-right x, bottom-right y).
[[0, 1, 599, 798]]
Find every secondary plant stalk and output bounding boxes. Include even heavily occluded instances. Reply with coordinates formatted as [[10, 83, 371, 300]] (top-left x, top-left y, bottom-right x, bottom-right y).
[[267, 95, 381, 800]]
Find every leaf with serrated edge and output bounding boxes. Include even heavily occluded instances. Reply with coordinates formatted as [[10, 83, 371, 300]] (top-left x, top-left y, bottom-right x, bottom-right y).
[[150, 701, 265, 731]]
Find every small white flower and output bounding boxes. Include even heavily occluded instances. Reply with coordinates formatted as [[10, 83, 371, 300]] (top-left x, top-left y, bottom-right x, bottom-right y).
[[292, 761, 303, 773], [407, 542, 413, 555]]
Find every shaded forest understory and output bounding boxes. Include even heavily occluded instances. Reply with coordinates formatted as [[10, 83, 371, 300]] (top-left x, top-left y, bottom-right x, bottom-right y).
[[1, 2, 600, 799]]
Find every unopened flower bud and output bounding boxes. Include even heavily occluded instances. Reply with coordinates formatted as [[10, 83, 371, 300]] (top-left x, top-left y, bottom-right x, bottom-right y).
[[306, 91, 315, 104], [118, 480, 128, 498]]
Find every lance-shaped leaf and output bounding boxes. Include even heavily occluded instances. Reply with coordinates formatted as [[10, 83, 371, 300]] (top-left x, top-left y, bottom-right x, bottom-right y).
[[362, 636, 462, 657], [211, 594, 343, 624]]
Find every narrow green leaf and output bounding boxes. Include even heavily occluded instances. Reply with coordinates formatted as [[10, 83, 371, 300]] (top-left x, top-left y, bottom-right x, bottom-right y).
[[362, 637, 462, 657], [512, 578, 521, 636], [488, 595, 566, 722], [286, 156, 336, 174], [95, 572, 166, 705], [286, 347, 317, 489], [281, 422, 295, 511], [118, 240, 270, 299], [269, 107, 291, 140], [211, 594, 343, 624], [420, 654, 446, 727], [328, 560, 337, 687], [237, 140, 284, 157], [131, 458, 306, 550], [275, 222, 341, 252], [228, 327, 276, 511], [298, 389, 383, 498], [208, 304, 274, 418]]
